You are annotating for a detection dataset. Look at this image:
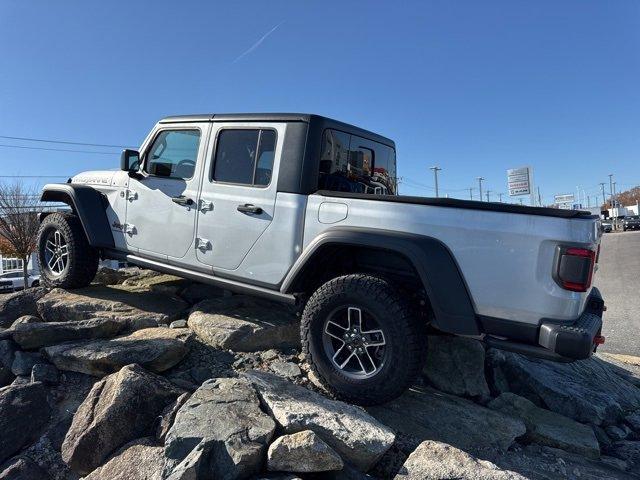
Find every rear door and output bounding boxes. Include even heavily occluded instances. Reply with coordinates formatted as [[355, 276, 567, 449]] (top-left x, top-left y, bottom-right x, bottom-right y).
[[195, 122, 283, 270], [125, 123, 211, 259]]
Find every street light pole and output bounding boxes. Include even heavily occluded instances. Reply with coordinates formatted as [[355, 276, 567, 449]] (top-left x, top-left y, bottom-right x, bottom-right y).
[[468, 187, 473, 200], [477, 177, 485, 201], [600, 183, 606, 207], [486, 190, 492, 202], [608, 174, 614, 206], [430, 166, 442, 198], [498, 193, 503, 203]]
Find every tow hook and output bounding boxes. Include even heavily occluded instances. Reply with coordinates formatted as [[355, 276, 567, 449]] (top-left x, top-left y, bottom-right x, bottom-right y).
[[594, 335, 606, 345]]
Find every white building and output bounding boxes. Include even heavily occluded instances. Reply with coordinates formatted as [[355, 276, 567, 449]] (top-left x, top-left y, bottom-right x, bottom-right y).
[[0, 252, 39, 275]]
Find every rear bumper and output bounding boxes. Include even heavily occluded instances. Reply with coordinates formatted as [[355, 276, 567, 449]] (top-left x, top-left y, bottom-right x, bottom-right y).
[[538, 287, 604, 360], [483, 287, 605, 362]]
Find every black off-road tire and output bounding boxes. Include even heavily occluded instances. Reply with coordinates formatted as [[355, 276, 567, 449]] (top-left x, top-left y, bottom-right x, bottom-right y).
[[301, 274, 427, 405], [37, 213, 99, 289]]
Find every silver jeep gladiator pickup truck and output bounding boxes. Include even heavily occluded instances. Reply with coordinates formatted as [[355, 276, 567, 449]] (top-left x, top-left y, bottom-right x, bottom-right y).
[[37, 113, 605, 404]]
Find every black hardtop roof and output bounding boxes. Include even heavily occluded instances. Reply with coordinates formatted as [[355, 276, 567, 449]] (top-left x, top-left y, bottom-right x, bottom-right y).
[[158, 113, 395, 147]]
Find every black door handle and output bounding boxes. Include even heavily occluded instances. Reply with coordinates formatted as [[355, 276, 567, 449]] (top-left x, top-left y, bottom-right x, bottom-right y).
[[172, 196, 194, 207], [237, 204, 263, 214]]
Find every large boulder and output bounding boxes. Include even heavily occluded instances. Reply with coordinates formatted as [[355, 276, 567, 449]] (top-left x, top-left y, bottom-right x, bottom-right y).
[[394, 440, 526, 480], [43, 327, 190, 376], [188, 296, 299, 352], [487, 349, 640, 425], [367, 387, 525, 454], [488, 393, 600, 458], [0, 382, 51, 465], [0, 456, 50, 480], [83, 437, 165, 480], [607, 440, 640, 472], [422, 336, 490, 398], [0, 340, 16, 386], [37, 286, 188, 329], [164, 377, 276, 480], [267, 430, 344, 473], [0, 288, 46, 328], [245, 370, 395, 471], [12, 318, 124, 349], [61, 364, 183, 475]]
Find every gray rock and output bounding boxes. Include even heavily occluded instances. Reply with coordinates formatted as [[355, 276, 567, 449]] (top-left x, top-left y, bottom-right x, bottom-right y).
[[188, 296, 300, 352], [267, 430, 344, 473], [43, 327, 190, 376], [169, 320, 187, 329], [488, 392, 600, 458], [487, 349, 640, 425], [164, 377, 276, 480], [368, 387, 525, 454], [12, 317, 124, 349], [61, 364, 182, 475], [179, 282, 227, 305], [245, 370, 395, 471], [30, 363, 59, 385], [0, 456, 50, 480], [0, 340, 16, 386], [93, 267, 137, 286], [605, 425, 630, 441], [0, 382, 51, 465], [11, 351, 43, 376], [270, 361, 302, 378], [607, 441, 640, 471], [37, 286, 188, 329], [0, 288, 47, 328], [83, 437, 165, 480], [156, 392, 191, 443], [11, 315, 42, 327], [423, 335, 490, 398], [394, 440, 526, 480], [395, 440, 526, 480], [625, 410, 640, 432]]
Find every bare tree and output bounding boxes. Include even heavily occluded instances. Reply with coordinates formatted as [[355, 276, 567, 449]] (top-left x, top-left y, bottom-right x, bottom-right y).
[[0, 182, 42, 289]]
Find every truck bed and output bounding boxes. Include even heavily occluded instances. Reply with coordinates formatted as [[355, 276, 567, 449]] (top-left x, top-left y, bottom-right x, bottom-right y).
[[316, 190, 596, 219]]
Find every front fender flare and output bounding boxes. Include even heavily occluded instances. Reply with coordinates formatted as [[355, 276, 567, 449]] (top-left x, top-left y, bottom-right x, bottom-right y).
[[282, 227, 479, 336], [40, 184, 115, 249]]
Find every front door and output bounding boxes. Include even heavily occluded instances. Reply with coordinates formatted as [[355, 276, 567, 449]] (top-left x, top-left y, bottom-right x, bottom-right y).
[[125, 123, 211, 259], [195, 123, 283, 271]]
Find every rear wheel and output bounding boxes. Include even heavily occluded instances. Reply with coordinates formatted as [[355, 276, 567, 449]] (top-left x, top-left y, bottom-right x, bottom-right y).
[[301, 274, 426, 405], [37, 213, 99, 289]]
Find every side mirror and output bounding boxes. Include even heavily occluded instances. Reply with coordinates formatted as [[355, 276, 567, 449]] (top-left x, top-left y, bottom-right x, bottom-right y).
[[120, 149, 140, 172]]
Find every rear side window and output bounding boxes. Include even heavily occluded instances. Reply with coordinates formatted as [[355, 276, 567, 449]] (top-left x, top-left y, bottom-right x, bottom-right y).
[[146, 130, 201, 179], [319, 129, 397, 195], [213, 129, 276, 186]]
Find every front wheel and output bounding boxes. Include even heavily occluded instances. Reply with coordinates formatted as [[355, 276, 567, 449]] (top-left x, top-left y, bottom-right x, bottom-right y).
[[37, 213, 99, 289], [301, 274, 426, 405]]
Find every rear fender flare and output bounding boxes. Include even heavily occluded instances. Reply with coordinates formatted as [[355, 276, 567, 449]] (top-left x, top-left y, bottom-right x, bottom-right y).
[[282, 227, 480, 335]]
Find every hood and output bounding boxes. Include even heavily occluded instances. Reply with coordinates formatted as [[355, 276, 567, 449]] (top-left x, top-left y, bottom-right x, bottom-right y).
[[71, 170, 117, 186]]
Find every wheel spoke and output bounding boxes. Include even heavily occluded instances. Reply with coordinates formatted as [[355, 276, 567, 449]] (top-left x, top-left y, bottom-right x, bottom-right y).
[[325, 321, 348, 342], [48, 254, 58, 269], [338, 350, 357, 369], [347, 307, 363, 331], [358, 348, 378, 374], [362, 329, 386, 347]]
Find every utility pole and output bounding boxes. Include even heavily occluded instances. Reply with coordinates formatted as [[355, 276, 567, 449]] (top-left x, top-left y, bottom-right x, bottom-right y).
[[468, 187, 473, 200], [498, 193, 503, 203], [608, 174, 614, 206], [430, 166, 442, 198], [477, 177, 485, 202], [485, 190, 491, 202], [600, 183, 606, 207]]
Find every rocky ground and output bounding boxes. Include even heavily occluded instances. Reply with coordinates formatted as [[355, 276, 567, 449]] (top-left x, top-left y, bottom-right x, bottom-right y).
[[0, 267, 638, 479]]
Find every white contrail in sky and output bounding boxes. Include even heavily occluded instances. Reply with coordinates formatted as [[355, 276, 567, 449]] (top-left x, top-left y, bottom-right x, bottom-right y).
[[233, 21, 284, 63]]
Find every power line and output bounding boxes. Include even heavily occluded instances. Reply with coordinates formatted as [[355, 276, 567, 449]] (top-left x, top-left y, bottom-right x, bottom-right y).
[[0, 144, 117, 155], [0, 135, 129, 149]]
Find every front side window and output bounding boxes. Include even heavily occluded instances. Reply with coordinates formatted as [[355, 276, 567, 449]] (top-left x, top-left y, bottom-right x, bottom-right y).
[[145, 129, 201, 179], [212, 129, 276, 186]]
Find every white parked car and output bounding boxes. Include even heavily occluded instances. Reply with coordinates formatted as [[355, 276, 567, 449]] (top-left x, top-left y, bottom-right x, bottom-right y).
[[0, 271, 41, 292]]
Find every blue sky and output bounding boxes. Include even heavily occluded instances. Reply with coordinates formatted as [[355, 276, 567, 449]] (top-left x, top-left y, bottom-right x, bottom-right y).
[[0, 0, 638, 205]]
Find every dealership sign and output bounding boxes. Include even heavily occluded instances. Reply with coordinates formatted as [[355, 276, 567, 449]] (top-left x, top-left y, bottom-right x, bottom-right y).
[[507, 167, 532, 196], [554, 194, 575, 209]]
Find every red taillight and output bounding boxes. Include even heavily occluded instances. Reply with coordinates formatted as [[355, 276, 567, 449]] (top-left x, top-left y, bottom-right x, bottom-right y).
[[557, 247, 596, 292]]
